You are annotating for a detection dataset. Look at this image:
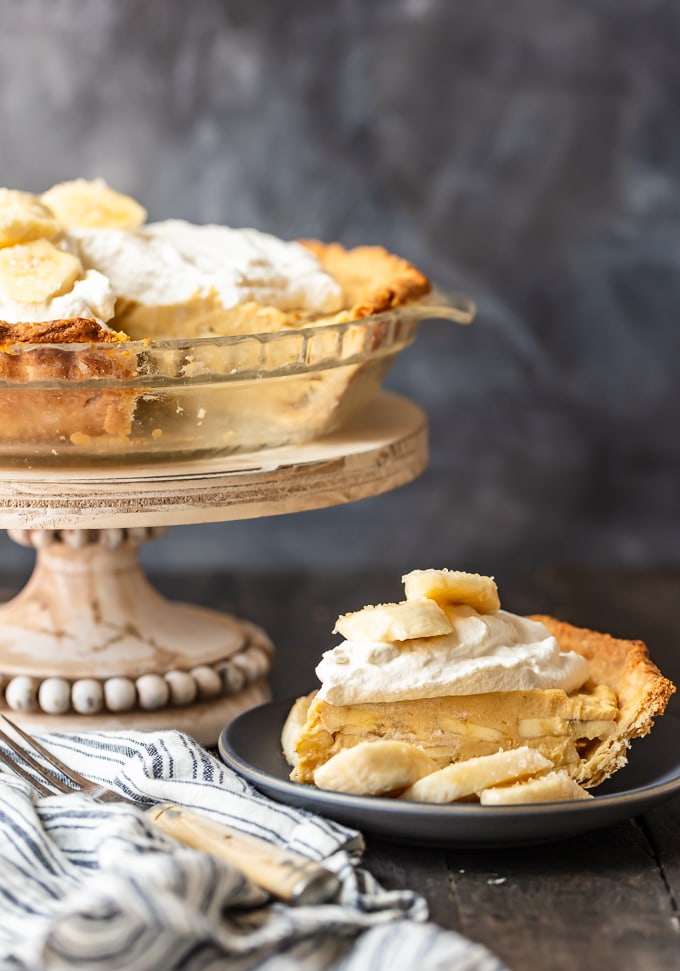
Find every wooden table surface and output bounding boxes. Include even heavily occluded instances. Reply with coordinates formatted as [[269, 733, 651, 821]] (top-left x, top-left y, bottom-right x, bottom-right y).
[[1, 563, 678, 971]]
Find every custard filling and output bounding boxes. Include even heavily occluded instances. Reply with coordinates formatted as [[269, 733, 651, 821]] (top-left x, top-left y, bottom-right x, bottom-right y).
[[292, 683, 618, 785]]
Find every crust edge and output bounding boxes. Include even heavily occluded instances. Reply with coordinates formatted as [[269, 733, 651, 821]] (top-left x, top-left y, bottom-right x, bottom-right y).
[[0, 317, 128, 346], [298, 240, 431, 318], [532, 615, 676, 786]]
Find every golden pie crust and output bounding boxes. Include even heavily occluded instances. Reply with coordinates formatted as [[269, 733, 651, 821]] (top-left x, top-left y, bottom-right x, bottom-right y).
[[0, 317, 126, 349], [289, 617, 675, 791], [299, 241, 431, 322], [0, 318, 136, 443], [533, 616, 675, 786]]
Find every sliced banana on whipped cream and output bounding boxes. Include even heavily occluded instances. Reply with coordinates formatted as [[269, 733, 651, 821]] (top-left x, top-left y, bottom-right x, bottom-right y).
[[0, 239, 82, 303], [41, 178, 147, 231], [403, 569, 501, 614], [333, 597, 453, 642], [0, 189, 62, 248], [316, 572, 589, 705], [331, 570, 503, 645]]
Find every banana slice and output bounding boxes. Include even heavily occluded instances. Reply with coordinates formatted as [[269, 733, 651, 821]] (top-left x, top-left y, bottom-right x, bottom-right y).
[[0, 189, 61, 248], [333, 597, 452, 642], [400, 747, 552, 803], [480, 770, 593, 805], [281, 692, 315, 767], [0, 239, 83, 303], [313, 740, 438, 796], [42, 178, 147, 230], [402, 569, 500, 614]]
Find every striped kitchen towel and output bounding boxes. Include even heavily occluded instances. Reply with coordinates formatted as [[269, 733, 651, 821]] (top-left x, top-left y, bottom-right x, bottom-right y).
[[0, 728, 505, 971]]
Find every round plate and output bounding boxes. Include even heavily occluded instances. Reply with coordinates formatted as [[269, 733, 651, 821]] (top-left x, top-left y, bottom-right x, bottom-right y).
[[218, 698, 680, 846]]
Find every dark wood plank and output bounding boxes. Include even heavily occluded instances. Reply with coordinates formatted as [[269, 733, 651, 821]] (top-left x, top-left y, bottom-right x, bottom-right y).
[[359, 811, 680, 971], [362, 839, 460, 932], [639, 797, 680, 929], [445, 815, 680, 971]]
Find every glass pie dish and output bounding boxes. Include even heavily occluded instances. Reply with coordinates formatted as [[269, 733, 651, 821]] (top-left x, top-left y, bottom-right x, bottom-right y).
[[0, 293, 473, 467]]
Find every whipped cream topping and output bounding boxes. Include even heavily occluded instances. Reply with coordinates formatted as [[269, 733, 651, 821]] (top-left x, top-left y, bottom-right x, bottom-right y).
[[316, 606, 590, 705], [0, 268, 116, 326], [71, 220, 345, 313]]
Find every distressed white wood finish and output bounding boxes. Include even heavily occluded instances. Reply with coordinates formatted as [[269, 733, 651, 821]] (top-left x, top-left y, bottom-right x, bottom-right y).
[[0, 528, 276, 741], [0, 394, 428, 740]]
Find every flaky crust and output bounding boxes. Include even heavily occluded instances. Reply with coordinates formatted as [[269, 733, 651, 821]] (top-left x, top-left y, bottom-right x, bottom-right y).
[[0, 318, 131, 382], [0, 318, 137, 442], [299, 240, 431, 319], [532, 615, 676, 786], [0, 317, 127, 347]]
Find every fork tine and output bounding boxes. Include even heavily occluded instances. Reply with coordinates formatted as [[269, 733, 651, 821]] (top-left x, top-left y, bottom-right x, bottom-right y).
[[0, 715, 135, 807], [0, 721, 76, 794], [0, 745, 59, 797], [0, 714, 93, 790]]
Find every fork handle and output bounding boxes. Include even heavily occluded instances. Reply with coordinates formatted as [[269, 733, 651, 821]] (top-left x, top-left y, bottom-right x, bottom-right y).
[[148, 804, 340, 905]]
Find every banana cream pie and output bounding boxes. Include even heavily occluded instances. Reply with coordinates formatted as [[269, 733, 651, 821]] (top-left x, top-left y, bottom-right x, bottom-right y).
[[283, 571, 675, 803], [0, 178, 430, 448], [0, 178, 430, 343]]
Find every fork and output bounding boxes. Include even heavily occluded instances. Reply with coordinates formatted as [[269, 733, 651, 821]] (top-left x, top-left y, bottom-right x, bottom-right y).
[[0, 714, 340, 906]]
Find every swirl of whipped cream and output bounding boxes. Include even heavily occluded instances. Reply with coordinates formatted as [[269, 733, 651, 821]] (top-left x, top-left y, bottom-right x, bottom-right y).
[[316, 606, 590, 705], [71, 220, 345, 313]]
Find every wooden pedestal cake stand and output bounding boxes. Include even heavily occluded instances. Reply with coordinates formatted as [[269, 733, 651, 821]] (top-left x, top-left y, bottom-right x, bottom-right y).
[[0, 392, 427, 743]]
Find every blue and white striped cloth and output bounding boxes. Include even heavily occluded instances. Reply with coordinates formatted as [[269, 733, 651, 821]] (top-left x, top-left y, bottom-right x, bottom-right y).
[[0, 729, 505, 971]]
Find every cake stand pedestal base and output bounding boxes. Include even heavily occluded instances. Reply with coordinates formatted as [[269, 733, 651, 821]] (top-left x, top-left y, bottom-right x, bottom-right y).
[[0, 393, 428, 742], [0, 528, 272, 744]]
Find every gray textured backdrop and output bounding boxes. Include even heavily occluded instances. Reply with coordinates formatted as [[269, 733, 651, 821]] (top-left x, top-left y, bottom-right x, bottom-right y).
[[0, 0, 678, 577]]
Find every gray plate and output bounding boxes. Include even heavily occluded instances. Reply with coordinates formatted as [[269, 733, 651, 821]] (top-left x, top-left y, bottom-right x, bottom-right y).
[[218, 699, 680, 846]]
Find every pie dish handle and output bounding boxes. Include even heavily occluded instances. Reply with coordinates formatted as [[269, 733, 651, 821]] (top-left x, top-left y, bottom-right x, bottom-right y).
[[410, 289, 476, 325]]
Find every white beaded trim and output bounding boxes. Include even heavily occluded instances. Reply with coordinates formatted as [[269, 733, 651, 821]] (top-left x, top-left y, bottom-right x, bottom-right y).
[[8, 526, 167, 550], [1, 632, 273, 716]]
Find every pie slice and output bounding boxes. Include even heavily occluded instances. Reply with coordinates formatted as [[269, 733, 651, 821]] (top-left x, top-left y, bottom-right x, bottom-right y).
[[285, 575, 675, 793]]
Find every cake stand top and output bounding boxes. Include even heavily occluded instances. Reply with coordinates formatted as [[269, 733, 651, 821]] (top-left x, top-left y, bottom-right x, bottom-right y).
[[0, 392, 427, 530]]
